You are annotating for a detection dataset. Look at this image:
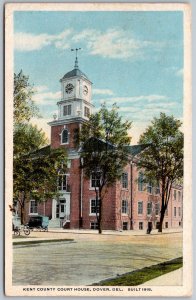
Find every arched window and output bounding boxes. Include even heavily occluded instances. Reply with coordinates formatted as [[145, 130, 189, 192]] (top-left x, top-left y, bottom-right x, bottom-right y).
[[61, 129, 69, 144]]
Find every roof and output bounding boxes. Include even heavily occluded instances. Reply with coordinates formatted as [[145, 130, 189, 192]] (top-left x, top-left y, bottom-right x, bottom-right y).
[[61, 68, 89, 81], [30, 145, 51, 157], [125, 144, 150, 156], [79, 137, 116, 153]]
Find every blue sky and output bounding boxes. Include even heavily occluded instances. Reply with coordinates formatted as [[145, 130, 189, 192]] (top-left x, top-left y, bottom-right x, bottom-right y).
[[14, 10, 184, 144]]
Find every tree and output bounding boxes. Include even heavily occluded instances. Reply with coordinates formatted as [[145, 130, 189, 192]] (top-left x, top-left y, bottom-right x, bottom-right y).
[[14, 70, 40, 125], [13, 125, 67, 224], [79, 104, 132, 233], [137, 113, 183, 232], [13, 71, 67, 223]]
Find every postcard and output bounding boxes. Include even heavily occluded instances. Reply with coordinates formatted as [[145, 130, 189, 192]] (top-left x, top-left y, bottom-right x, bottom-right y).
[[5, 2, 192, 297]]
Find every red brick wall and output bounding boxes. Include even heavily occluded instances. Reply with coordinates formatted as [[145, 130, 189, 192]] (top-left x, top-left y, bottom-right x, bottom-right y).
[[51, 123, 80, 150], [23, 199, 52, 224], [69, 158, 81, 228], [131, 163, 183, 230]]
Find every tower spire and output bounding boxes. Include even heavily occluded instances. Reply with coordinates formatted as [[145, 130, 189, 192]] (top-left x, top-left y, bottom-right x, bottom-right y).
[[71, 48, 81, 69]]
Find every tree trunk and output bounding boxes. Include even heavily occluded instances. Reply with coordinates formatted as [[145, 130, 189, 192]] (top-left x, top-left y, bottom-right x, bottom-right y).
[[20, 205, 25, 225], [158, 209, 165, 232]]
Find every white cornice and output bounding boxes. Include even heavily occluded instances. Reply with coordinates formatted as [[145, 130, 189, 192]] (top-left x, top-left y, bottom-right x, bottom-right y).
[[48, 117, 87, 127]]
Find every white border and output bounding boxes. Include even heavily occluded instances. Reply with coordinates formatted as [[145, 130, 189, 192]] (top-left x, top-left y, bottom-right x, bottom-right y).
[[4, 2, 192, 297]]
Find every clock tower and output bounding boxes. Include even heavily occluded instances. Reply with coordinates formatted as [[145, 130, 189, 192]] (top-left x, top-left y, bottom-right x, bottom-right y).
[[48, 50, 93, 151], [48, 50, 93, 229]]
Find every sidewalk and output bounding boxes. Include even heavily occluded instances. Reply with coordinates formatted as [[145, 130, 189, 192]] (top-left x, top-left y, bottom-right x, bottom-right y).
[[12, 227, 182, 244], [48, 227, 183, 236], [141, 268, 183, 286]]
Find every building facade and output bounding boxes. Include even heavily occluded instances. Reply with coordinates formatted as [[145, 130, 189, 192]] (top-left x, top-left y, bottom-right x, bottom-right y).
[[23, 60, 183, 231]]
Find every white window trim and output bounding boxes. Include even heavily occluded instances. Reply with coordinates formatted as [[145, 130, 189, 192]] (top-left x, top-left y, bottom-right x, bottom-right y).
[[122, 200, 128, 215], [89, 198, 100, 216], [147, 202, 152, 216], [122, 172, 128, 189], [57, 173, 70, 192], [29, 199, 38, 215], [89, 173, 101, 190], [60, 128, 70, 145], [138, 201, 143, 215], [138, 172, 144, 192], [63, 104, 72, 116], [155, 203, 160, 216]]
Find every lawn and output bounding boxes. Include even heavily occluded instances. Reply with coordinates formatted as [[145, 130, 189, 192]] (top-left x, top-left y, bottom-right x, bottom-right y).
[[93, 257, 183, 286]]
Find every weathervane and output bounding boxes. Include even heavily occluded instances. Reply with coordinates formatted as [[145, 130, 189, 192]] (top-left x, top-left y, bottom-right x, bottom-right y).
[[71, 48, 81, 69]]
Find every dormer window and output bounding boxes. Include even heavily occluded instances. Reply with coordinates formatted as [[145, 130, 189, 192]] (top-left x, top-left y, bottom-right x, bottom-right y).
[[61, 129, 69, 144]]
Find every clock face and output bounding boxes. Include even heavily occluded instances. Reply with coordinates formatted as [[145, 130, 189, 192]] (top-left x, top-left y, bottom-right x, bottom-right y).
[[65, 83, 74, 94], [83, 85, 88, 95]]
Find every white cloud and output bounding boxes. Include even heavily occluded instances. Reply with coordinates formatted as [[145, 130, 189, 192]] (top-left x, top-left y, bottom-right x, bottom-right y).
[[35, 85, 49, 93], [93, 88, 114, 96], [145, 102, 176, 109], [14, 29, 72, 52], [14, 27, 157, 60], [31, 117, 51, 142], [96, 94, 168, 106], [128, 121, 149, 145], [32, 90, 61, 105], [74, 28, 146, 60]]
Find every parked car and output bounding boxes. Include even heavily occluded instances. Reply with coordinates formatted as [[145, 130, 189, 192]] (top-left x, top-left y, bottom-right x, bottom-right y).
[[27, 215, 49, 231]]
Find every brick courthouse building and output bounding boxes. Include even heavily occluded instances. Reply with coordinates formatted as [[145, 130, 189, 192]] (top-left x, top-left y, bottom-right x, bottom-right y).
[[24, 59, 183, 231]]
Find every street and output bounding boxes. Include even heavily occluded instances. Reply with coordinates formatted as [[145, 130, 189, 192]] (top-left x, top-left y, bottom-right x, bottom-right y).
[[13, 231, 182, 286]]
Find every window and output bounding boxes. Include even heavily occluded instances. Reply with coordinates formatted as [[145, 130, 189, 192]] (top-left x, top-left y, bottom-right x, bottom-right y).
[[91, 172, 101, 188], [155, 203, 160, 216], [84, 106, 90, 117], [122, 200, 128, 214], [138, 201, 143, 215], [30, 200, 38, 214], [147, 202, 152, 215], [123, 222, 128, 230], [90, 199, 100, 214], [122, 173, 128, 189], [155, 184, 160, 195], [178, 191, 181, 201], [147, 181, 153, 194], [138, 172, 144, 191], [174, 207, 176, 217], [174, 190, 177, 200], [63, 104, 71, 116], [165, 222, 168, 228], [178, 207, 181, 217], [90, 222, 98, 229], [139, 222, 143, 230], [58, 173, 67, 191], [61, 129, 69, 144], [165, 208, 168, 216], [179, 222, 181, 227]]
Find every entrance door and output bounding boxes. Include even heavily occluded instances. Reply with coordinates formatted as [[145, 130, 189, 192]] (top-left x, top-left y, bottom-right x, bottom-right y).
[[59, 199, 66, 219]]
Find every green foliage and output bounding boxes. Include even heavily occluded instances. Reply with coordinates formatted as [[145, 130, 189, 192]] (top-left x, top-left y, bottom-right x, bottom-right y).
[[79, 104, 132, 187], [13, 123, 67, 202], [14, 123, 48, 157], [137, 113, 183, 231], [14, 70, 40, 124], [79, 104, 132, 233], [93, 257, 183, 286], [13, 71, 68, 223], [138, 113, 183, 183]]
